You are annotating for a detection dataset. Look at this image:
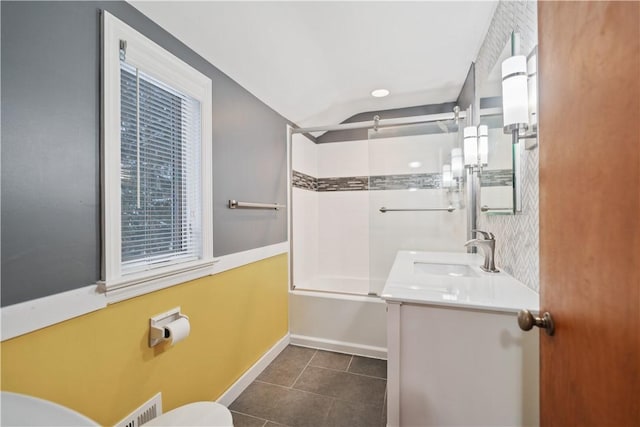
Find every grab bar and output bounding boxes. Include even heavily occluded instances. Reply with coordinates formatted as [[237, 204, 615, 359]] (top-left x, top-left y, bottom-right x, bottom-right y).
[[228, 200, 286, 210], [379, 206, 455, 213], [480, 205, 512, 212]]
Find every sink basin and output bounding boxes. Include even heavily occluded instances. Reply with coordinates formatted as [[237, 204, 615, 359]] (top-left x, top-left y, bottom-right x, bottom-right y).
[[382, 251, 540, 313], [414, 261, 478, 278]]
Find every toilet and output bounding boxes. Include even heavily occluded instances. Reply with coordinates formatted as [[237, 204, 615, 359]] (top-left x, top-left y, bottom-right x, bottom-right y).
[[0, 392, 234, 427]]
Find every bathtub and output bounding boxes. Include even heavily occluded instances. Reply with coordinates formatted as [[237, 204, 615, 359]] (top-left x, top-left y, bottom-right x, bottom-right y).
[[289, 276, 388, 359]]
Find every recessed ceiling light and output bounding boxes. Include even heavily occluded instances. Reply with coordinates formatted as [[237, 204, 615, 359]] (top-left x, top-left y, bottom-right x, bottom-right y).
[[371, 89, 390, 98]]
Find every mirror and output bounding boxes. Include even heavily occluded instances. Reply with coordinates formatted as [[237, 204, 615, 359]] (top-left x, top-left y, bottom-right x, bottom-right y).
[[478, 32, 538, 215], [478, 113, 516, 214]]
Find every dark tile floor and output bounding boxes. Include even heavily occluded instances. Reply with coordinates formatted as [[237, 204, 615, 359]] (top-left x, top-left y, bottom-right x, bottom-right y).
[[230, 345, 387, 427]]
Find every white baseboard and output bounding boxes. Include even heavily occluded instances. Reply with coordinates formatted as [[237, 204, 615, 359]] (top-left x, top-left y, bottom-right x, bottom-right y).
[[290, 334, 387, 360], [216, 333, 290, 407]]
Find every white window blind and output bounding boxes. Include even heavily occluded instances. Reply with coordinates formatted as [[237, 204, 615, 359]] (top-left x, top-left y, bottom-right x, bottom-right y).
[[119, 62, 202, 274], [101, 11, 213, 301]]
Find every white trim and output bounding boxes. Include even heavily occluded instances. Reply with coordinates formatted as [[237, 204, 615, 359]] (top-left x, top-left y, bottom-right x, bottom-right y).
[[101, 11, 213, 293], [104, 241, 289, 304], [211, 242, 289, 275], [1, 243, 289, 340], [103, 259, 216, 291], [104, 260, 218, 304], [102, 10, 121, 283], [1, 285, 106, 341], [286, 125, 293, 292], [289, 334, 387, 360], [216, 333, 290, 407]]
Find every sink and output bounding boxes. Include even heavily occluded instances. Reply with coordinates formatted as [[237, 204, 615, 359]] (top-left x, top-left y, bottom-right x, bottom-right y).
[[414, 261, 478, 278], [382, 251, 540, 313]]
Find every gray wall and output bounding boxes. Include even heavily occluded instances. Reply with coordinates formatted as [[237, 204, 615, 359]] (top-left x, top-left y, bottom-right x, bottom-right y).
[[456, 63, 475, 113], [1, 1, 288, 306]]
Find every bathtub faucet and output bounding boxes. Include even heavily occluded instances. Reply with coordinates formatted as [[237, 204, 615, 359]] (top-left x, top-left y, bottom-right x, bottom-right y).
[[464, 230, 500, 273]]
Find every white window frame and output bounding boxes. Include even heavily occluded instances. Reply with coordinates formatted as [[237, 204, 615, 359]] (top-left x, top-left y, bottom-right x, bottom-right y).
[[100, 11, 213, 302]]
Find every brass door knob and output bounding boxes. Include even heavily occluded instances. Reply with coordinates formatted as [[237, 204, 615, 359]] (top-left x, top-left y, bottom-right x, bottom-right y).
[[518, 309, 555, 336]]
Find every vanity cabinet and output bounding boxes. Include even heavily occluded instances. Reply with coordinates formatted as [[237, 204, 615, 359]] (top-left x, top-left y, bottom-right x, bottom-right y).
[[382, 251, 539, 427]]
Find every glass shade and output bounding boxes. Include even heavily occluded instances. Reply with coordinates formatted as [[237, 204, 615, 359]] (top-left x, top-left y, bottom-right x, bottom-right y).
[[527, 54, 538, 128], [442, 164, 452, 188], [478, 125, 488, 166], [463, 126, 478, 166], [502, 55, 529, 130], [451, 148, 463, 178]]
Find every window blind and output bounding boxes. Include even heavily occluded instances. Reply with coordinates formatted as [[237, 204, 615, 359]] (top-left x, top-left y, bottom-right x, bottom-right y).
[[119, 61, 202, 274]]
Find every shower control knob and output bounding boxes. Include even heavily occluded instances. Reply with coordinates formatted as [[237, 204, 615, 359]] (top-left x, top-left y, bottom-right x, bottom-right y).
[[517, 309, 555, 336]]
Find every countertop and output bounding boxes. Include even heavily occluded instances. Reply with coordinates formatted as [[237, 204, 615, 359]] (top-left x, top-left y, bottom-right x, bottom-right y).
[[381, 251, 539, 313]]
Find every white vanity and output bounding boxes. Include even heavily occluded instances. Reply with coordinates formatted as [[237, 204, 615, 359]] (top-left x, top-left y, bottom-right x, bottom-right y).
[[382, 251, 539, 427]]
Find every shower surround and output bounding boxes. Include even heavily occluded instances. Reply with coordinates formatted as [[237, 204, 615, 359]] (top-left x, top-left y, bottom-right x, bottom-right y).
[[289, 130, 467, 355]]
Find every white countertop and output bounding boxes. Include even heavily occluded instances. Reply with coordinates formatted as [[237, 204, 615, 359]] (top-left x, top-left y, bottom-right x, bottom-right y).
[[381, 251, 539, 313]]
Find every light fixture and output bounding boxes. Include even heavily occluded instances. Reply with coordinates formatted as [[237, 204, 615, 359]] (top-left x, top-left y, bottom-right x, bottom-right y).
[[371, 88, 390, 98], [451, 148, 463, 178], [408, 161, 422, 169], [527, 52, 538, 128], [478, 125, 488, 166], [463, 125, 489, 169], [500, 35, 538, 149], [442, 164, 452, 188], [501, 55, 529, 133], [463, 126, 478, 167]]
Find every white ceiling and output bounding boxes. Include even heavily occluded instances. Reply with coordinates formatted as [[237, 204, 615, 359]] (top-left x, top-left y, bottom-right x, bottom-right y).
[[129, 1, 497, 128]]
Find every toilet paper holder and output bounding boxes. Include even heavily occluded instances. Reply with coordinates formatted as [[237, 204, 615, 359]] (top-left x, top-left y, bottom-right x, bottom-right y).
[[149, 307, 189, 347]]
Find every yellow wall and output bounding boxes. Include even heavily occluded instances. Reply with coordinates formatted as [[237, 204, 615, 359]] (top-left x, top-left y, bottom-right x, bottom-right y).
[[0, 254, 288, 425]]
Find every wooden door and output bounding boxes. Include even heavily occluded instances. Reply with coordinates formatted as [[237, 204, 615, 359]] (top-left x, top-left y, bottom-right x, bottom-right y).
[[538, 2, 639, 425]]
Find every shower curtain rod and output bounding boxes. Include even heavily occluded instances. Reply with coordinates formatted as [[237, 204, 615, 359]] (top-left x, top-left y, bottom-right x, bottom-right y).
[[291, 110, 467, 135]]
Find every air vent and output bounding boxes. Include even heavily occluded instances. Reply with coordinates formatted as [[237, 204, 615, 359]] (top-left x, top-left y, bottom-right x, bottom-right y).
[[115, 392, 163, 427]]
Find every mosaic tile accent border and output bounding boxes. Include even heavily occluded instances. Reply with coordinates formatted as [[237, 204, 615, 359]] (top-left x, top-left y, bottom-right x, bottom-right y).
[[293, 170, 446, 192], [317, 176, 368, 192], [475, 1, 539, 292], [292, 170, 317, 191], [369, 173, 441, 191], [480, 169, 513, 187]]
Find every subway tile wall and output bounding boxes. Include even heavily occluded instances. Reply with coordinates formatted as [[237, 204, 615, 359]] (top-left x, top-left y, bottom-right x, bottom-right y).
[[291, 133, 467, 292]]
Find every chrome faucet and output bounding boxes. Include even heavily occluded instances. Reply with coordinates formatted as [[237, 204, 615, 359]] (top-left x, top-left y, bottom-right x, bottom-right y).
[[465, 229, 500, 273]]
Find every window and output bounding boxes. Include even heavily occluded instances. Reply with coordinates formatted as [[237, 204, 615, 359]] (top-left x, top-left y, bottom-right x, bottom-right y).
[[101, 12, 213, 300]]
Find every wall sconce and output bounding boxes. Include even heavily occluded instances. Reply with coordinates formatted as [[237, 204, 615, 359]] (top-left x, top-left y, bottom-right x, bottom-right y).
[[478, 125, 488, 166], [501, 41, 538, 148], [527, 51, 538, 129], [451, 148, 463, 178], [463, 125, 489, 169], [463, 126, 478, 167], [501, 55, 529, 133], [442, 164, 452, 188]]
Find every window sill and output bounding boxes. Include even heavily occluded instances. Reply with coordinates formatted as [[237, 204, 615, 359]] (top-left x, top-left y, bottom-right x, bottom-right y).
[[99, 259, 218, 304]]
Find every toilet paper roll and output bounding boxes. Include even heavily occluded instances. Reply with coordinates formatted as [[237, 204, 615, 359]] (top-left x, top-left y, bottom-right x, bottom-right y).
[[164, 317, 190, 345]]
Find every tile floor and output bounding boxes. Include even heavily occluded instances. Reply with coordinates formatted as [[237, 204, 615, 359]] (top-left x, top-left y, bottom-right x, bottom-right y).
[[230, 345, 387, 427]]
